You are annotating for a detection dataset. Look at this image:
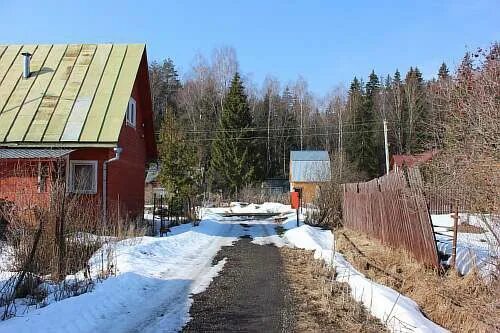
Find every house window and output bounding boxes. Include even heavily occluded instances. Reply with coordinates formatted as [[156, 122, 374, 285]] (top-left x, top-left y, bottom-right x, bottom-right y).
[[126, 97, 136, 128], [69, 160, 98, 194]]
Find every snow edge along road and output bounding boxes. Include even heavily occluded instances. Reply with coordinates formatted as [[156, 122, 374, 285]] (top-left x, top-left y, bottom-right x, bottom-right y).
[[0, 203, 447, 333]]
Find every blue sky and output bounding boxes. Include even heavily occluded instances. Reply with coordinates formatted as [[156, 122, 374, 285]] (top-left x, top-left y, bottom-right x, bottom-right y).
[[1, 0, 498, 95]]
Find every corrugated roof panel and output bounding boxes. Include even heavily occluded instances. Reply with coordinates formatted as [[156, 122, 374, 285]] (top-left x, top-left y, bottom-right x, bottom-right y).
[[0, 148, 73, 159], [98, 44, 144, 142], [7, 45, 66, 141], [0, 45, 48, 142], [0, 45, 33, 114], [290, 150, 329, 161], [290, 160, 331, 182], [0, 45, 21, 85], [61, 44, 112, 141], [0, 43, 146, 146], [24, 44, 78, 141], [79, 44, 126, 142], [43, 44, 97, 141]]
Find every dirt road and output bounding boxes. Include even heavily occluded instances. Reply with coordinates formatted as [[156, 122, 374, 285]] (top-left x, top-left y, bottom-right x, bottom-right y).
[[183, 237, 295, 332]]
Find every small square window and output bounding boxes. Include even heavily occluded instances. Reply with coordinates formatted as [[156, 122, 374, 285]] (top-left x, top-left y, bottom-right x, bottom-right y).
[[126, 97, 136, 127], [69, 161, 97, 194]]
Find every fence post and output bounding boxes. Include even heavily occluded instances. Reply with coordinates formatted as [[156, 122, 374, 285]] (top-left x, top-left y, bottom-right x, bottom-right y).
[[152, 193, 156, 236], [451, 205, 459, 269], [160, 195, 164, 237]]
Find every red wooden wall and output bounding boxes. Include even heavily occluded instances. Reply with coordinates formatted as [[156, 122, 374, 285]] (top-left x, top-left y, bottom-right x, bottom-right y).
[[0, 52, 156, 221]]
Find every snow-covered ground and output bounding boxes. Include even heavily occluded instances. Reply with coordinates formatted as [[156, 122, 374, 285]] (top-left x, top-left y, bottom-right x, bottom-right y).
[[254, 222, 446, 332], [0, 203, 291, 333], [0, 202, 446, 333], [431, 214, 499, 276]]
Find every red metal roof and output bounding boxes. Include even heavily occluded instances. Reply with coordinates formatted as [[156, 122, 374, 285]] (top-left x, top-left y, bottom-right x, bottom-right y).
[[391, 149, 439, 169]]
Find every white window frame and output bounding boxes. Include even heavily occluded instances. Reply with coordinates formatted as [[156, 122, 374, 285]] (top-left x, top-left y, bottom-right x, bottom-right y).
[[69, 160, 98, 194], [126, 97, 137, 128]]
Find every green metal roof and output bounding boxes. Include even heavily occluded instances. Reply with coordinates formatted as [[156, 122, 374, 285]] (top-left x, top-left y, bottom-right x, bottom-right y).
[[0, 44, 145, 146]]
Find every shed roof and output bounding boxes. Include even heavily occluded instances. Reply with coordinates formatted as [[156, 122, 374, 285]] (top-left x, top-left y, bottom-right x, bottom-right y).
[[0, 148, 73, 159], [145, 164, 159, 184], [290, 150, 329, 161], [290, 150, 331, 182], [391, 149, 439, 169], [0, 44, 146, 146]]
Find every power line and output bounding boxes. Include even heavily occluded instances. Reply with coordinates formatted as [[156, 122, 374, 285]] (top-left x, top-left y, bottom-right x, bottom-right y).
[[181, 120, 394, 135], [182, 128, 386, 142]]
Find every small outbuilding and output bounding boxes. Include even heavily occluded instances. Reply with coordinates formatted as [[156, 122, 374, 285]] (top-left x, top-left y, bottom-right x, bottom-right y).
[[145, 164, 166, 204], [289, 150, 331, 203], [390, 149, 438, 172], [0, 44, 157, 220]]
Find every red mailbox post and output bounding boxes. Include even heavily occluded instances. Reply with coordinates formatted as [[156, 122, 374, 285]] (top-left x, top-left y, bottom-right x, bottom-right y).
[[290, 191, 299, 209], [291, 188, 302, 227]]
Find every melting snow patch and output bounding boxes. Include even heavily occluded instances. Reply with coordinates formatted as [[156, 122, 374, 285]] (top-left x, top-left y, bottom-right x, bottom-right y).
[[432, 214, 498, 277], [277, 225, 447, 333], [0, 205, 449, 333]]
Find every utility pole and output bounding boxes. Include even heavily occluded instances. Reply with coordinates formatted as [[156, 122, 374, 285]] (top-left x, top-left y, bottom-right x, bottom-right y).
[[451, 205, 459, 269], [283, 140, 286, 177], [300, 98, 303, 150], [383, 119, 390, 174], [267, 92, 271, 176], [338, 100, 343, 178]]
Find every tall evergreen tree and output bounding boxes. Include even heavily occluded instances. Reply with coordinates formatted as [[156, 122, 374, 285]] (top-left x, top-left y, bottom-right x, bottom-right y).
[[344, 73, 381, 179], [389, 69, 405, 154], [403, 67, 429, 153], [438, 62, 450, 80], [344, 77, 363, 159], [209, 73, 261, 193], [158, 113, 201, 212], [149, 58, 181, 132], [361, 71, 382, 177], [344, 77, 367, 178]]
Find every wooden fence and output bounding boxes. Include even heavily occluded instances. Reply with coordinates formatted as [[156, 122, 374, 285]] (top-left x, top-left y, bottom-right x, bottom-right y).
[[343, 167, 440, 268]]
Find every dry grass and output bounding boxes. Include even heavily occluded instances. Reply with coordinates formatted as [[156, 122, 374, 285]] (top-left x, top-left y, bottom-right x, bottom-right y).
[[0, 164, 147, 319], [279, 246, 387, 333], [336, 228, 500, 333], [456, 223, 485, 234]]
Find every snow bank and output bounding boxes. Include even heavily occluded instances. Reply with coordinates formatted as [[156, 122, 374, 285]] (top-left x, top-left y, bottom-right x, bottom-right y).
[[0, 204, 448, 333], [227, 202, 294, 215], [432, 214, 498, 276], [278, 226, 447, 333], [0, 217, 240, 333]]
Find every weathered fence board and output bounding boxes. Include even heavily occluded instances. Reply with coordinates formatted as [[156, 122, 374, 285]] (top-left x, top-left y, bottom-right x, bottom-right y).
[[343, 167, 440, 268]]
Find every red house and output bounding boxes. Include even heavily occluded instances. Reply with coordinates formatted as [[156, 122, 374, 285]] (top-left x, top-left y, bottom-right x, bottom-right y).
[[0, 44, 156, 220]]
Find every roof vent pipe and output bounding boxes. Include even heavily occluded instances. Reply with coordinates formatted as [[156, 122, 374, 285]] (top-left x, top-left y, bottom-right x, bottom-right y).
[[21, 52, 32, 79]]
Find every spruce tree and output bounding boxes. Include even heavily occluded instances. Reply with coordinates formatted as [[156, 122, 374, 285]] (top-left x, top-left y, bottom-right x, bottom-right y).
[[403, 67, 429, 153], [438, 62, 450, 80], [391, 70, 405, 154], [344, 73, 381, 179], [149, 58, 181, 132], [209, 73, 261, 194], [344, 77, 363, 165], [158, 112, 201, 211], [361, 71, 381, 178]]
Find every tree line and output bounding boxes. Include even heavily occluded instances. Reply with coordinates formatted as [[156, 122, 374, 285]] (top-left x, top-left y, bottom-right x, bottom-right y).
[[150, 43, 498, 205]]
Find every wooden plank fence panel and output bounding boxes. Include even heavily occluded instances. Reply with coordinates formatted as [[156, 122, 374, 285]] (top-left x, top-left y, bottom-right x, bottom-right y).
[[343, 167, 440, 268]]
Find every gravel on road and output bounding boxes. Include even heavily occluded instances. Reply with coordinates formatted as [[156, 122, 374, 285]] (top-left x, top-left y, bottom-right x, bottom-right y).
[[183, 237, 295, 333]]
